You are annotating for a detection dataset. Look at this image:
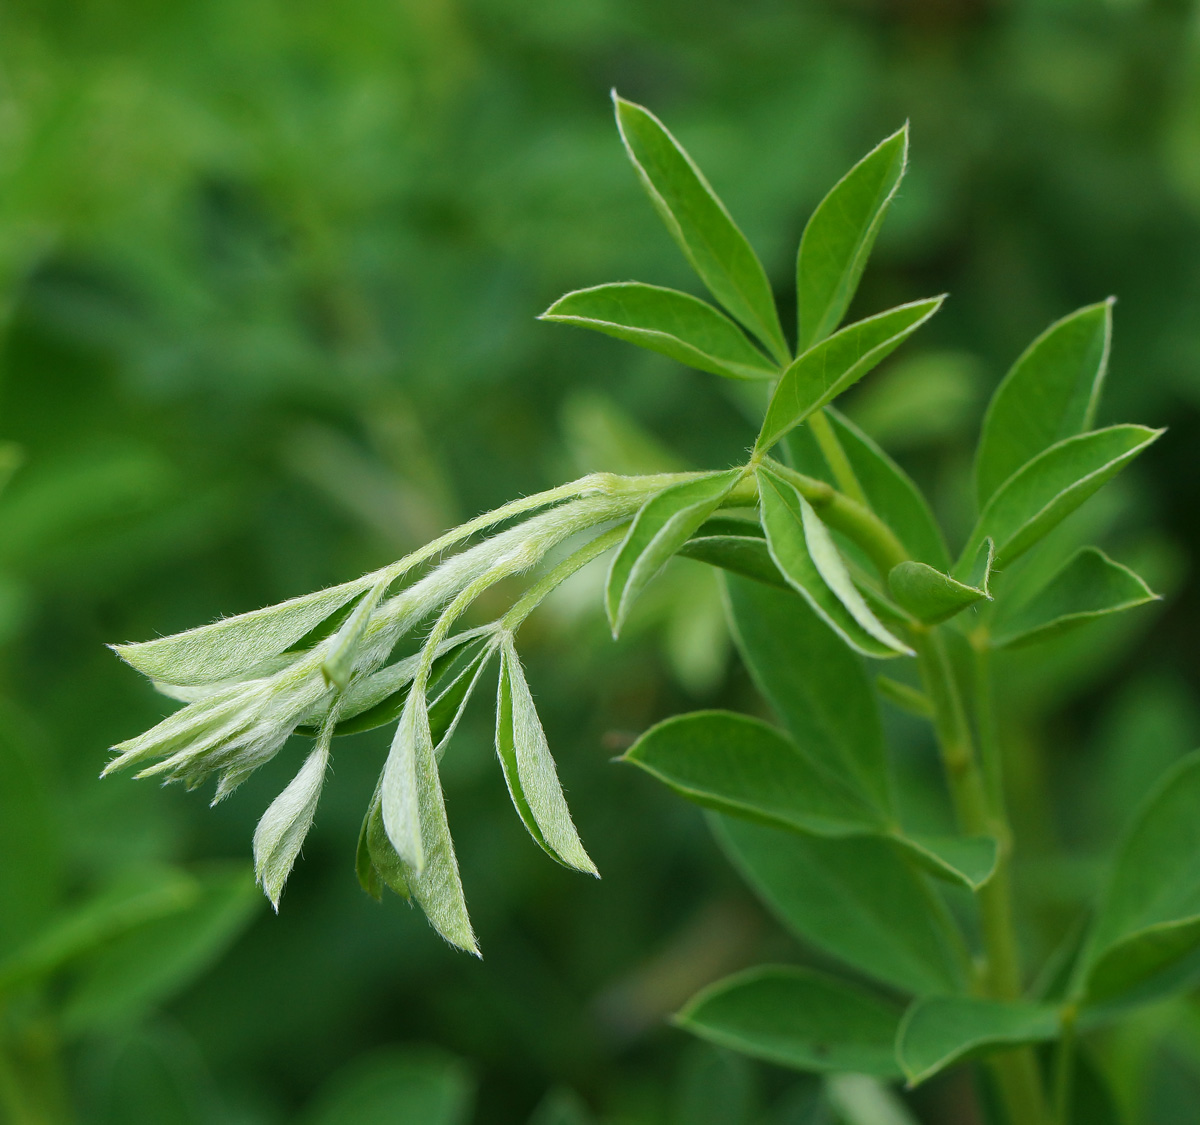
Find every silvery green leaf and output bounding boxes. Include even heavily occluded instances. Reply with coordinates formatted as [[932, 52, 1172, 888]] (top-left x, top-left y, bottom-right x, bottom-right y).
[[495, 636, 596, 874], [975, 300, 1113, 508], [991, 547, 1158, 649], [322, 576, 390, 689], [957, 424, 1162, 574], [365, 788, 410, 901], [757, 468, 912, 658], [612, 93, 788, 363], [756, 298, 944, 454], [252, 724, 332, 910], [540, 283, 777, 381], [432, 642, 497, 759], [796, 125, 908, 353], [382, 689, 429, 872], [606, 470, 740, 637], [897, 997, 1060, 1087], [113, 575, 380, 686], [887, 560, 990, 625]]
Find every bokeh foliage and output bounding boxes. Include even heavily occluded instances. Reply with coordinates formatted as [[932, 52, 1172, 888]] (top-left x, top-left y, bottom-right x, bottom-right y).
[[2, 0, 1200, 1121]]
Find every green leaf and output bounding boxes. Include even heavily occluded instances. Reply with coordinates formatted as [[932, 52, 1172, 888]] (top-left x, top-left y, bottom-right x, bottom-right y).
[[958, 425, 1162, 573], [540, 283, 777, 381], [302, 1046, 475, 1125], [60, 864, 258, 1033], [676, 966, 904, 1078], [724, 574, 890, 813], [612, 93, 787, 362], [355, 796, 383, 901], [495, 636, 596, 873], [624, 710, 883, 836], [898, 835, 998, 892], [606, 470, 740, 637], [756, 298, 944, 453], [527, 1089, 594, 1125], [887, 561, 989, 625], [757, 468, 912, 658], [113, 575, 379, 686], [975, 300, 1113, 508], [714, 815, 968, 996], [678, 531, 788, 590], [1078, 751, 1200, 1006], [897, 997, 1060, 1086], [366, 793, 410, 901], [796, 126, 908, 353], [825, 1075, 921, 1125], [875, 675, 934, 719], [991, 547, 1158, 649]]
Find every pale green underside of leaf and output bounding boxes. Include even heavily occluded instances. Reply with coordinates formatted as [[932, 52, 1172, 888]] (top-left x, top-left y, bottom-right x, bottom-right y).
[[723, 573, 891, 814], [958, 424, 1162, 574], [612, 93, 787, 362], [496, 638, 596, 874], [975, 300, 1113, 508], [714, 814, 968, 997], [887, 560, 989, 626], [540, 282, 777, 381], [677, 965, 904, 1078], [756, 297, 944, 453], [253, 739, 329, 909], [626, 711, 995, 890], [606, 470, 740, 636], [796, 125, 908, 354], [991, 546, 1158, 649], [757, 468, 912, 657], [897, 997, 1061, 1086], [1079, 751, 1200, 1005]]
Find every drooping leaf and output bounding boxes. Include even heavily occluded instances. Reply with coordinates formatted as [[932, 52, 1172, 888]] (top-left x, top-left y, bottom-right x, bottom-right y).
[[757, 468, 912, 658], [540, 283, 777, 381], [975, 300, 1113, 508], [887, 561, 989, 625], [356, 795, 383, 902], [678, 531, 787, 590], [714, 815, 968, 996], [612, 94, 787, 362], [957, 425, 1162, 574], [897, 997, 1060, 1086], [991, 547, 1158, 649], [430, 643, 496, 756], [724, 574, 890, 813], [1077, 751, 1200, 1006], [366, 794, 410, 901], [756, 298, 944, 454], [676, 966, 904, 1078], [495, 637, 596, 873], [381, 690, 429, 872], [606, 470, 740, 636], [796, 125, 908, 353]]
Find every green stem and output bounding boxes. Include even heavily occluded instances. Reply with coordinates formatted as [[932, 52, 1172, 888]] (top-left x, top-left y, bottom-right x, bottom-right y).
[[1053, 1004, 1078, 1125], [808, 409, 868, 508]]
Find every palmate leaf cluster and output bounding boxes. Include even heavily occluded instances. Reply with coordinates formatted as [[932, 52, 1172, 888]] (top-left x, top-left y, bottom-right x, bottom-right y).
[[107, 94, 1181, 1111]]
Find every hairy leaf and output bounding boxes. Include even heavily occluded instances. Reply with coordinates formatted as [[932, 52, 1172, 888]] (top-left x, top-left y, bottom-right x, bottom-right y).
[[887, 561, 989, 625], [677, 966, 904, 1078], [540, 283, 776, 381]]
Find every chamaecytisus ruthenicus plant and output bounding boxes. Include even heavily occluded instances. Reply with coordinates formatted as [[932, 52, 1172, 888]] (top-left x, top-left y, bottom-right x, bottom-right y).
[[107, 93, 1180, 1124]]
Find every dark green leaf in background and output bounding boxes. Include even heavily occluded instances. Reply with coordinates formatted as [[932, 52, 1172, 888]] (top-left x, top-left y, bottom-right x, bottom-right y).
[[796, 126, 908, 353]]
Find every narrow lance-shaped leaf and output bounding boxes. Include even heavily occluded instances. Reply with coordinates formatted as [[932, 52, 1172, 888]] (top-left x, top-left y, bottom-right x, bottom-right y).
[[606, 470, 741, 637], [796, 125, 909, 353], [887, 559, 990, 625], [540, 283, 777, 381], [756, 297, 944, 454], [322, 575, 390, 688], [496, 636, 596, 874], [897, 997, 1061, 1087], [678, 530, 788, 590], [252, 718, 333, 910], [975, 300, 1114, 508], [676, 966, 904, 1079], [381, 689, 430, 872], [957, 425, 1162, 575], [612, 93, 788, 362], [757, 468, 912, 658], [991, 547, 1158, 649]]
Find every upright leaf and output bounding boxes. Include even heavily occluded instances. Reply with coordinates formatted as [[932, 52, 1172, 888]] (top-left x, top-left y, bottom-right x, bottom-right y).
[[1077, 751, 1200, 1006], [757, 468, 912, 658], [991, 547, 1158, 649], [724, 574, 889, 812], [957, 425, 1162, 573], [606, 470, 740, 636], [495, 637, 596, 873], [756, 298, 944, 453], [540, 283, 777, 381], [975, 300, 1113, 508], [677, 966, 904, 1078], [612, 94, 787, 361], [796, 126, 908, 352], [897, 997, 1061, 1086], [715, 815, 968, 996]]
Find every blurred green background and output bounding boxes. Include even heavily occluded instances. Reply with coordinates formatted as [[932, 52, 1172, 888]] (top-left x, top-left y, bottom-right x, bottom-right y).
[[3, 0, 1200, 1122]]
